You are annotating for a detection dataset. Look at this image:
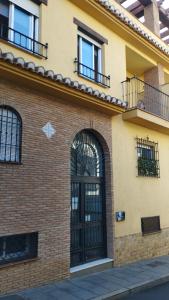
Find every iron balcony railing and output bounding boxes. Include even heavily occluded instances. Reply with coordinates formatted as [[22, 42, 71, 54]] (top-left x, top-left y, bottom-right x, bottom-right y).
[[74, 58, 110, 88], [122, 77, 169, 121], [0, 23, 48, 59]]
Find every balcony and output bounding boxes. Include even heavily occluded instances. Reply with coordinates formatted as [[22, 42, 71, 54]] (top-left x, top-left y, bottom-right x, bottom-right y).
[[122, 77, 169, 121], [74, 58, 110, 88], [122, 77, 169, 135], [0, 24, 48, 59]]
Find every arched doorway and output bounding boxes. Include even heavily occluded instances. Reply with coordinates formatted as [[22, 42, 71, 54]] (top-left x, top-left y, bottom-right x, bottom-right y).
[[70, 130, 107, 267]]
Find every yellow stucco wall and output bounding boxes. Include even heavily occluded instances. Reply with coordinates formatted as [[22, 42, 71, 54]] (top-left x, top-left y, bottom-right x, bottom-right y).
[[1, 0, 169, 99], [112, 114, 169, 238], [0, 0, 126, 99], [2, 0, 169, 264], [1, 0, 169, 239]]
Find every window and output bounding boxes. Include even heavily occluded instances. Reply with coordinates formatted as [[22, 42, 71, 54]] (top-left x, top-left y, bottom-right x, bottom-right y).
[[0, 0, 9, 39], [78, 35, 102, 83], [0, 232, 38, 265], [76, 34, 110, 87], [13, 6, 38, 51], [136, 137, 160, 177], [73, 19, 110, 87], [0, 106, 22, 163], [0, 0, 47, 58], [141, 216, 161, 235]]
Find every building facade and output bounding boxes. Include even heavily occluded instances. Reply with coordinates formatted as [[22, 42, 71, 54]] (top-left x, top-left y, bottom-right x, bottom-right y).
[[1, 0, 169, 294]]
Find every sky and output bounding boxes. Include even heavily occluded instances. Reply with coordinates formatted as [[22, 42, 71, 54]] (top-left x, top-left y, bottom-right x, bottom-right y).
[[121, 0, 169, 42], [162, 0, 169, 9], [122, 0, 169, 9]]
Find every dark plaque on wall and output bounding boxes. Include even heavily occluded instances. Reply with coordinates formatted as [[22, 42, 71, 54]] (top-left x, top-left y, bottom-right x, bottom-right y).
[[116, 211, 125, 222], [141, 216, 161, 234]]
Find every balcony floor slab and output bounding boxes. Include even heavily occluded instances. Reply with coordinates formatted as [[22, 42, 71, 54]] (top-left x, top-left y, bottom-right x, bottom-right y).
[[123, 108, 169, 135]]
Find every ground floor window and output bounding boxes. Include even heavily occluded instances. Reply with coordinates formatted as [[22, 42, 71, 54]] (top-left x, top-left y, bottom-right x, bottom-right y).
[[141, 216, 161, 235], [0, 232, 38, 265], [0, 105, 22, 163], [136, 137, 160, 177]]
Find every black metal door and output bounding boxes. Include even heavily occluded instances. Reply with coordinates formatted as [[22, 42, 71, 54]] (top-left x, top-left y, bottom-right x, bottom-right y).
[[70, 130, 106, 267]]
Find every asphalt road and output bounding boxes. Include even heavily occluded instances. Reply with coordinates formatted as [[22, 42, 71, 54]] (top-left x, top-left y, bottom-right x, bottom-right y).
[[121, 282, 169, 300]]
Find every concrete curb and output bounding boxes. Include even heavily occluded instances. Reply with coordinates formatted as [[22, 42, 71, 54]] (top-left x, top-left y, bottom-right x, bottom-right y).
[[93, 274, 169, 299]]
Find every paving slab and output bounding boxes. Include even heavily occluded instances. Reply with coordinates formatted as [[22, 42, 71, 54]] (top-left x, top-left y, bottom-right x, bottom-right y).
[[0, 297, 24, 300], [2, 255, 169, 300]]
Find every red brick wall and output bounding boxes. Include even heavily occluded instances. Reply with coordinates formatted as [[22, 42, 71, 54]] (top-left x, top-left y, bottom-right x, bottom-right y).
[[0, 79, 114, 294]]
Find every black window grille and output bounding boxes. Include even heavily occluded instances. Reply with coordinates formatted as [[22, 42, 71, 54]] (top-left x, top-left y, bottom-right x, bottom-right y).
[[0, 232, 38, 265], [136, 137, 160, 177], [0, 106, 22, 163], [141, 216, 161, 235]]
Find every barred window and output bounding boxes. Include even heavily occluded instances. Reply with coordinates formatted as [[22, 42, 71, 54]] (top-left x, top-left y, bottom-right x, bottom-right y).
[[0, 106, 22, 163], [0, 232, 38, 265], [136, 137, 160, 177]]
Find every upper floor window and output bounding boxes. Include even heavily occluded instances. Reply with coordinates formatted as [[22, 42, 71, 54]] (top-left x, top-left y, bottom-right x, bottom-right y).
[[78, 35, 102, 82], [13, 6, 39, 50], [0, 0, 9, 39], [0, 0, 48, 58], [0, 106, 22, 164], [136, 137, 160, 177], [73, 18, 110, 88]]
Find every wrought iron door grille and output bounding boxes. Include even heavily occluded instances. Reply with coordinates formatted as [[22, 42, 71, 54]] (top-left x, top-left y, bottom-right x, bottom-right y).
[[71, 130, 106, 267], [71, 130, 104, 177], [136, 137, 160, 178]]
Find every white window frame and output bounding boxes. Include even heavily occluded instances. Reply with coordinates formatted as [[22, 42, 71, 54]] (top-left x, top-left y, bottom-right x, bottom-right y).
[[78, 31, 102, 78], [8, 2, 39, 46], [9, 0, 39, 17]]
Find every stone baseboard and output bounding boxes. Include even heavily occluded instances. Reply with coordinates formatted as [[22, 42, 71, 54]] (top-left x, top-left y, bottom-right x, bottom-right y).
[[114, 228, 169, 266]]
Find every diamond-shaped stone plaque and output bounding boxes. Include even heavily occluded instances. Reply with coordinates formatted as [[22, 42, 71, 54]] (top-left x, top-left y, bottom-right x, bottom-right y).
[[42, 122, 55, 139]]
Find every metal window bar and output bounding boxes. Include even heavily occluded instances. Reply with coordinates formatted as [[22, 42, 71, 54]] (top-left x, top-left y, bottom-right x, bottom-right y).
[[121, 77, 169, 121], [74, 58, 110, 88], [0, 106, 22, 164], [0, 23, 48, 59], [136, 137, 160, 178]]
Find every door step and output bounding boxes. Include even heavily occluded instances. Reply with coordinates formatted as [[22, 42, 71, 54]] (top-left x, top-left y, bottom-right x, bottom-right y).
[[70, 258, 114, 277]]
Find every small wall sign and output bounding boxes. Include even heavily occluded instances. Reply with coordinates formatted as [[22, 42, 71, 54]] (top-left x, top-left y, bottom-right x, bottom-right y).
[[116, 211, 125, 222]]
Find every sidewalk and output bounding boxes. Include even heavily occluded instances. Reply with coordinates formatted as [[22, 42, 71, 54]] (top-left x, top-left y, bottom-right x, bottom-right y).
[[2, 255, 169, 300]]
